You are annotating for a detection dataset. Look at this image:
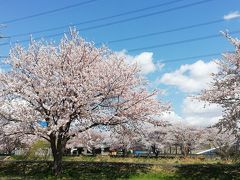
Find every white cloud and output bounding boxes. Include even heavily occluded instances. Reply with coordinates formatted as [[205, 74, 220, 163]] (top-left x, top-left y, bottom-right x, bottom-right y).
[[182, 97, 223, 127], [161, 97, 223, 127], [117, 50, 157, 75], [182, 97, 222, 117], [224, 11, 240, 20], [161, 111, 183, 123], [160, 60, 219, 93], [157, 59, 222, 127], [184, 115, 221, 127]]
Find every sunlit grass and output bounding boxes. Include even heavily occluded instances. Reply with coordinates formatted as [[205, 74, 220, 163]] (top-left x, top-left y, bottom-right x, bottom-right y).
[[62, 155, 232, 165]]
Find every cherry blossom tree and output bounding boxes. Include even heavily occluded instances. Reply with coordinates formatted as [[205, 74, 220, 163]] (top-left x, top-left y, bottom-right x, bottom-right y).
[[0, 135, 22, 154], [168, 123, 202, 157], [200, 33, 240, 135], [67, 129, 111, 156], [0, 29, 169, 175], [201, 128, 237, 159], [109, 126, 145, 156], [142, 126, 169, 157]]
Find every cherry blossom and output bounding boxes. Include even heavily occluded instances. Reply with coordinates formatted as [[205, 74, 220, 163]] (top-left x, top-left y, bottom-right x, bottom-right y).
[[200, 33, 240, 135], [0, 29, 169, 175]]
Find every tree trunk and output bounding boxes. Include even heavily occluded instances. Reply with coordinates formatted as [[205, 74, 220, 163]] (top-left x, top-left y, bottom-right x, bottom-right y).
[[52, 150, 63, 176], [155, 150, 159, 157], [151, 145, 159, 157], [92, 147, 96, 156], [122, 148, 127, 157], [7, 149, 12, 155], [181, 145, 190, 157], [50, 133, 67, 176], [180, 145, 186, 157]]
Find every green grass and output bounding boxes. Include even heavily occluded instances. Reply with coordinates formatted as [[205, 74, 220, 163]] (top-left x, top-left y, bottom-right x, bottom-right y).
[[10, 154, 233, 165], [62, 155, 231, 165], [0, 161, 157, 179], [129, 173, 175, 180], [0, 156, 239, 179]]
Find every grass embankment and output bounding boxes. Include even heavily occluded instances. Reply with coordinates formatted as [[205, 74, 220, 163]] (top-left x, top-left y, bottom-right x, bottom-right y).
[[0, 156, 239, 179]]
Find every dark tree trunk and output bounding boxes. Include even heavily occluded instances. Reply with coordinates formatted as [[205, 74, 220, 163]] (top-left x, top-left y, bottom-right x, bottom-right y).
[[180, 145, 190, 157], [50, 133, 68, 176], [7, 148, 12, 155], [151, 145, 159, 157], [180, 145, 184, 156], [92, 147, 96, 156], [122, 148, 127, 157], [52, 150, 63, 176], [155, 150, 159, 157]]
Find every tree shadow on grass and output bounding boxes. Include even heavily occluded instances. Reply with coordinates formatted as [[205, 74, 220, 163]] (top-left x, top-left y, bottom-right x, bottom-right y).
[[0, 161, 151, 179], [64, 162, 151, 179], [0, 161, 52, 178], [2, 161, 239, 179], [175, 164, 240, 180]]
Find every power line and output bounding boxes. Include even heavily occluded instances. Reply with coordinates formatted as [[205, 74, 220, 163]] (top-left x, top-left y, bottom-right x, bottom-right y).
[[75, 0, 216, 31], [0, 42, 9, 46], [101, 19, 225, 45], [2, 17, 233, 47], [161, 52, 222, 63], [158, 50, 234, 63], [1, 29, 239, 52], [127, 30, 240, 52], [0, 35, 10, 39], [1, 0, 99, 25], [9, 0, 215, 40], [10, 0, 187, 38]]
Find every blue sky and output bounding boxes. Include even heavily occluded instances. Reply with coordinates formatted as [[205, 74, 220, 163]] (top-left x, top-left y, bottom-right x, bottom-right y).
[[0, 0, 240, 126]]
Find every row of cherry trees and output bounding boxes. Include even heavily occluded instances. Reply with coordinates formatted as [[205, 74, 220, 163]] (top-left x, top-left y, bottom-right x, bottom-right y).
[[0, 122, 237, 158], [0, 29, 239, 175], [64, 123, 236, 158]]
